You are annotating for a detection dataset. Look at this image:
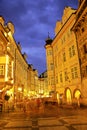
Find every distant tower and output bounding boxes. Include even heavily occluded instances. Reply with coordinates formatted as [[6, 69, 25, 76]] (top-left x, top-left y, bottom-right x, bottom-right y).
[[45, 32, 53, 46], [44, 33, 55, 93]]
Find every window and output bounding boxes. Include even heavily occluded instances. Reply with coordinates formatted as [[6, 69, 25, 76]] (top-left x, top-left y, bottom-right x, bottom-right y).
[[51, 77, 54, 85], [69, 45, 75, 58], [69, 47, 72, 57], [63, 52, 66, 62], [50, 63, 54, 70], [71, 67, 78, 79], [72, 45, 75, 56], [47, 50, 52, 55], [56, 75, 58, 83], [8, 62, 12, 77], [49, 50, 52, 55], [62, 36, 66, 44], [0, 65, 4, 76], [60, 73, 63, 82], [64, 71, 68, 81], [67, 30, 71, 37]]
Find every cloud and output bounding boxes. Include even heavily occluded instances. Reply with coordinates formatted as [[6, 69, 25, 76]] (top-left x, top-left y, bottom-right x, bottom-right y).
[[0, 0, 78, 74]]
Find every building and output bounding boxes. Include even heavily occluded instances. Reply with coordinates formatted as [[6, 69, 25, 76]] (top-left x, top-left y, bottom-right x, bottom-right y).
[[0, 16, 28, 111], [39, 70, 48, 97], [72, 0, 87, 105], [0, 16, 14, 111], [28, 64, 38, 98], [45, 7, 82, 105]]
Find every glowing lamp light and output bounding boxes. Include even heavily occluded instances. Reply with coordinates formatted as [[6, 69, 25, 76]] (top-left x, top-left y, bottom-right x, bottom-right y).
[[18, 87, 22, 92], [0, 90, 2, 92]]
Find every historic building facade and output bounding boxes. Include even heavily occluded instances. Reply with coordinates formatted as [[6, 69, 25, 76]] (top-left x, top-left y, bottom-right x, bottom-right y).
[[72, 0, 87, 105], [45, 7, 82, 105], [0, 17, 14, 110], [28, 64, 39, 97], [0, 16, 28, 111], [39, 70, 48, 96]]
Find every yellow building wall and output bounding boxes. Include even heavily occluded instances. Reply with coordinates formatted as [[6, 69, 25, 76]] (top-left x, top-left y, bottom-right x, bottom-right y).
[[51, 7, 81, 104]]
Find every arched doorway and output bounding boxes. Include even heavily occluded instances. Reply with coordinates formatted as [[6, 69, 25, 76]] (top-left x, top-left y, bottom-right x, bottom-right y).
[[74, 90, 81, 99], [66, 88, 72, 104], [74, 89, 81, 107]]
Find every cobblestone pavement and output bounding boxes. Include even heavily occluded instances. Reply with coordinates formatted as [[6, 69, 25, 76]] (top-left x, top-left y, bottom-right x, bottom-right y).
[[0, 105, 87, 130]]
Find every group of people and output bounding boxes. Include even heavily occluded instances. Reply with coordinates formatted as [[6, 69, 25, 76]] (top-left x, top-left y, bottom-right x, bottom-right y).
[[23, 98, 43, 113]]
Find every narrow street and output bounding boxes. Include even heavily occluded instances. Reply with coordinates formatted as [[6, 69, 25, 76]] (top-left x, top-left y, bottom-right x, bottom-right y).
[[0, 104, 87, 130]]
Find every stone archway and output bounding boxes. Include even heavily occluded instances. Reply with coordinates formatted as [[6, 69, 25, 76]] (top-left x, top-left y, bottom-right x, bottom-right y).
[[74, 89, 81, 107], [66, 88, 72, 104]]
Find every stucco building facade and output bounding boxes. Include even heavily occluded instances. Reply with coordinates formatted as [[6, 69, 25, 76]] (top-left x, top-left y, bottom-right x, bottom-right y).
[[45, 7, 82, 106], [0, 16, 28, 111], [72, 0, 87, 105]]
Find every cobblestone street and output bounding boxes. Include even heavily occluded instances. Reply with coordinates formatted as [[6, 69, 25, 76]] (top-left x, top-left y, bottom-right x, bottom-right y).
[[0, 104, 87, 130]]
